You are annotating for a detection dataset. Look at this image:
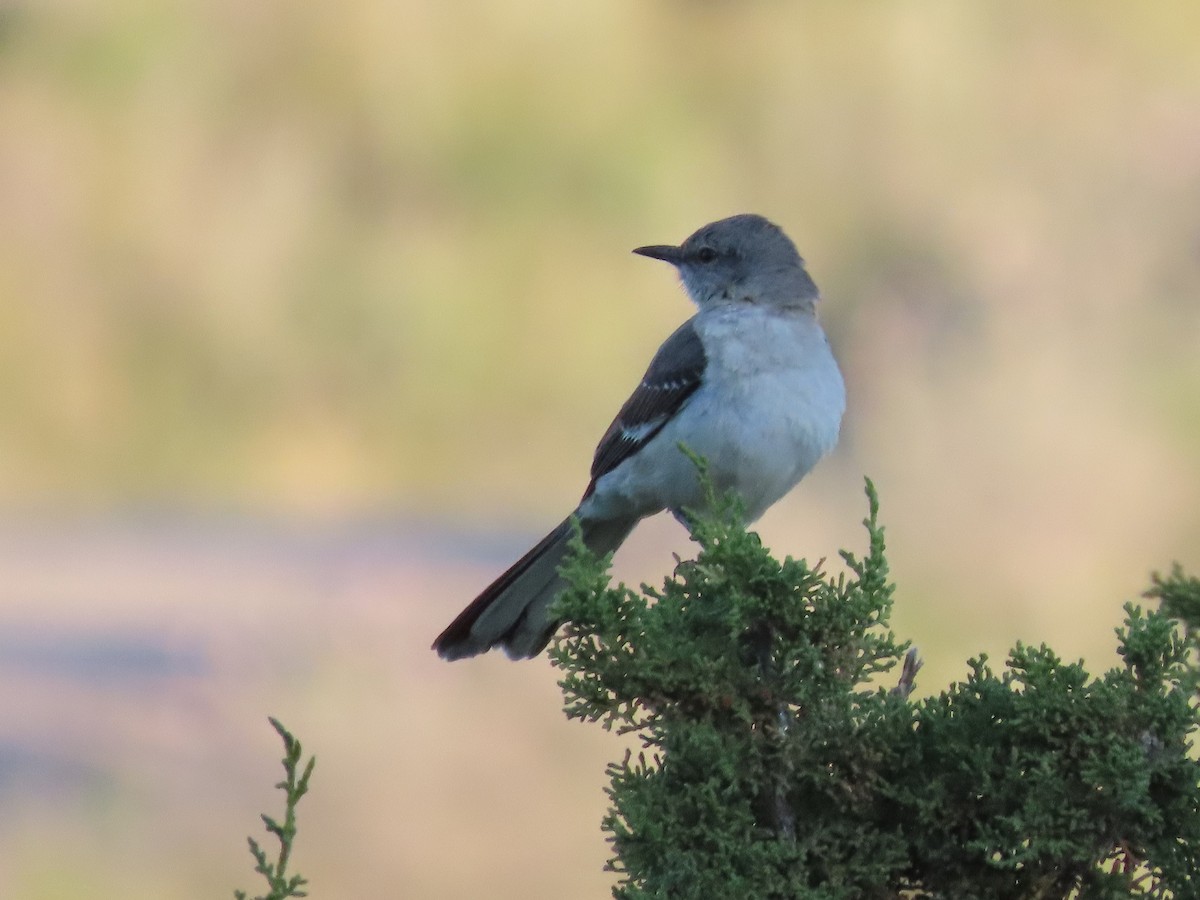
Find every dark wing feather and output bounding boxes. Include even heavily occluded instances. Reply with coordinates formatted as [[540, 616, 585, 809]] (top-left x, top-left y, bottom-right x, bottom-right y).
[[584, 319, 706, 498]]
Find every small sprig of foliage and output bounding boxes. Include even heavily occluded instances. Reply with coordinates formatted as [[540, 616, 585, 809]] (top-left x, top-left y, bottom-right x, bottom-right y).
[[550, 477, 1200, 899], [234, 717, 317, 900]]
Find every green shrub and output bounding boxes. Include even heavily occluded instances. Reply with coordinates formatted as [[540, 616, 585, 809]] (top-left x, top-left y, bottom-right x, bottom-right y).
[[551, 479, 1200, 899]]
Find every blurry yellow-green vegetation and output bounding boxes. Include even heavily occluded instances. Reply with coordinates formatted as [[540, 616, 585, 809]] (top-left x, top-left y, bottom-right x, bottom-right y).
[[4, 1, 1196, 516], [0, 2, 1198, 898]]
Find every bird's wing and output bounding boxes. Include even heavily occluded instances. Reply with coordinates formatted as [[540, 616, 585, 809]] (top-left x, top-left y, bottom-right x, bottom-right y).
[[584, 318, 707, 498]]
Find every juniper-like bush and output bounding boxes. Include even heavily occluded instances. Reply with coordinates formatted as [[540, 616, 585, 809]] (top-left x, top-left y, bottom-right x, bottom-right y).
[[550, 476, 1200, 900], [234, 718, 316, 900]]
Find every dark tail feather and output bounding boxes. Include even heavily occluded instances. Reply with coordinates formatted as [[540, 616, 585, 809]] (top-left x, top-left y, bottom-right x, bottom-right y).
[[432, 516, 635, 661]]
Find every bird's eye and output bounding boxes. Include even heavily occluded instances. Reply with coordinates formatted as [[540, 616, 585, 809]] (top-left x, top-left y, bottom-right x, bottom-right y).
[[695, 247, 718, 263]]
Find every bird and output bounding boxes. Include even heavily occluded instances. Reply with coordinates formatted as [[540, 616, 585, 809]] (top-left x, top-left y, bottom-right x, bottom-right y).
[[433, 214, 845, 660]]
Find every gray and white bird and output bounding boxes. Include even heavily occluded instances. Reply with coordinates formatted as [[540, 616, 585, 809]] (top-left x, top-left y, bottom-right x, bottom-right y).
[[433, 214, 845, 660]]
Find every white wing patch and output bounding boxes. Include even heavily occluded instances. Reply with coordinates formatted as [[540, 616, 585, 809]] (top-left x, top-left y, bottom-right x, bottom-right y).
[[620, 419, 666, 444]]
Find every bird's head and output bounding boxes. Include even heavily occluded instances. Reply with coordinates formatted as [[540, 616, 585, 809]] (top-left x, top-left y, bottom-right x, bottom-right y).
[[633, 214, 818, 310]]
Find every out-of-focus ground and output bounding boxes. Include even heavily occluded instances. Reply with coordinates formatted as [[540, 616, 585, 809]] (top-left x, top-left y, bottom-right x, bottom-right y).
[[0, 2, 1198, 897]]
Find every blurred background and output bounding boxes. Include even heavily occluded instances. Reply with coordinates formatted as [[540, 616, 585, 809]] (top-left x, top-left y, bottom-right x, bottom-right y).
[[0, 1, 1198, 897]]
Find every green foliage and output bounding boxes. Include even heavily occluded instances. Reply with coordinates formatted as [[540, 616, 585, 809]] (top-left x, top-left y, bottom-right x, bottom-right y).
[[550, 480, 1200, 899], [234, 718, 317, 900]]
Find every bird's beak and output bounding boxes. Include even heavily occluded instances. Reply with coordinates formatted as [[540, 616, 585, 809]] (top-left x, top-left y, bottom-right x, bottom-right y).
[[632, 244, 684, 264]]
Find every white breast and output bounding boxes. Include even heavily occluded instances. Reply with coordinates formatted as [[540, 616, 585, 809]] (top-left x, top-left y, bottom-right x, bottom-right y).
[[584, 304, 845, 524]]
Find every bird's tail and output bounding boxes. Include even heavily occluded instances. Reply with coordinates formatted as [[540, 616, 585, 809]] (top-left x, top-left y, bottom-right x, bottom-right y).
[[433, 516, 635, 660]]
